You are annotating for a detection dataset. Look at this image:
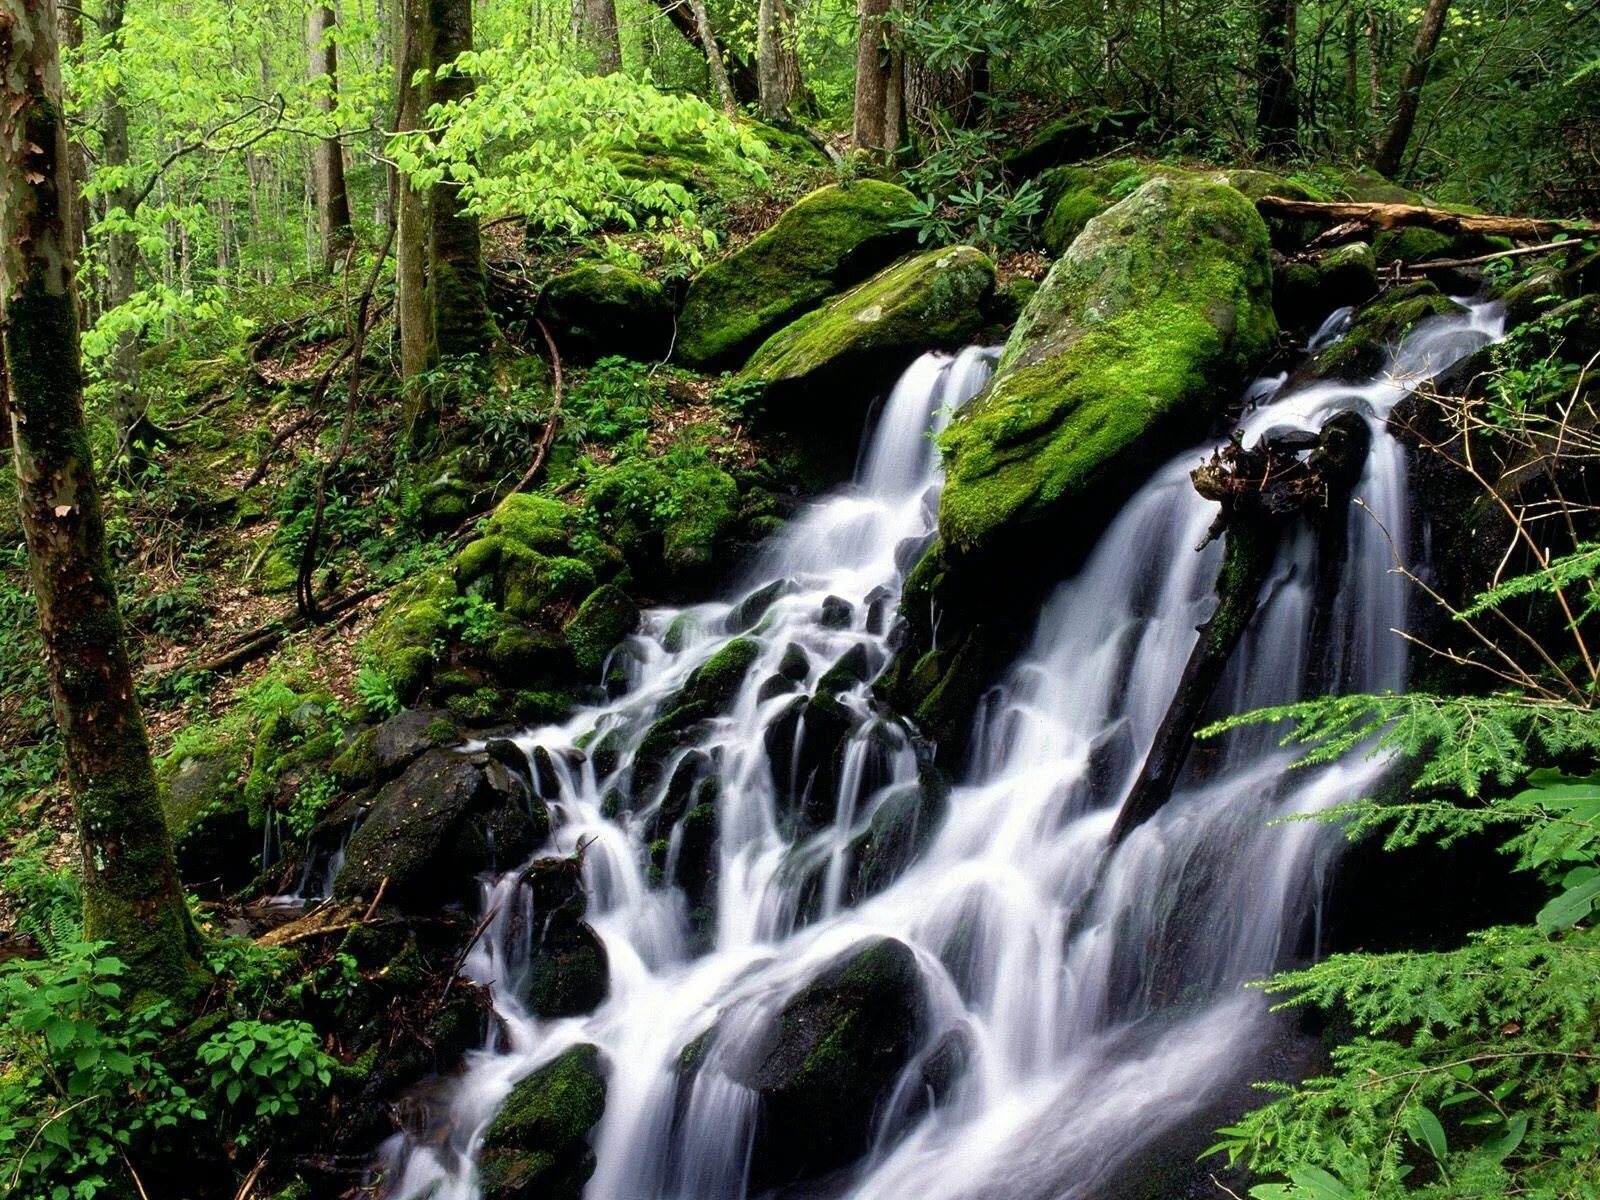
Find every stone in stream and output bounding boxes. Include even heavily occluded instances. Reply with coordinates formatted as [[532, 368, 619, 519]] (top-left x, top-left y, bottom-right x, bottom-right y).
[[730, 938, 927, 1194], [335, 748, 545, 912], [479, 1043, 608, 1200], [516, 856, 611, 1019]]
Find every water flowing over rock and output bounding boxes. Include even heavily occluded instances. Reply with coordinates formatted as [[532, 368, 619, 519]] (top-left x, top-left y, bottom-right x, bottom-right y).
[[369, 301, 1503, 1200]]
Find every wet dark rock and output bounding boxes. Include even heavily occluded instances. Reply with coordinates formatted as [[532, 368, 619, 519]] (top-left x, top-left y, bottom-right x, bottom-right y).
[[336, 749, 545, 911], [864, 585, 894, 635], [631, 702, 713, 801], [518, 857, 611, 1019], [778, 642, 811, 682], [529, 745, 563, 797], [735, 938, 926, 1194], [815, 644, 875, 695], [818, 595, 853, 629], [686, 637, 761, 710], [373, 708, 458, 777], [485, 737, 528, 775], [757, 673, 799, 703], [650, 750, 712, 837], [727, 579, 792, 633], [849, 773, 949, 902], [479, 1043, 608, 1200]]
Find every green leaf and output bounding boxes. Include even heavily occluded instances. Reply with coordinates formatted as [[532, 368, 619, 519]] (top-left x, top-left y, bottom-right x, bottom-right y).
[[1536, 866, 1600, 930], [1482, 1115, 1528, 1162], [1407, 1107, 1449, 1161]]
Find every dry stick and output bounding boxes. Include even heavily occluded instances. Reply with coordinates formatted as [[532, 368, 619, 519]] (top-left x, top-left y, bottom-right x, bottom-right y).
[[232, 1153, 270, 1200], [505, 317, 566, 499], [1405, 237, 1584, 274], [295, 220, 398, 623], [188, 585, 383, 675]]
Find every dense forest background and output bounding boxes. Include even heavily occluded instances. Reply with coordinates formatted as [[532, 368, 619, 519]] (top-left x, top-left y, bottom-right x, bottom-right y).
[[2, 0, 1600, 1198]]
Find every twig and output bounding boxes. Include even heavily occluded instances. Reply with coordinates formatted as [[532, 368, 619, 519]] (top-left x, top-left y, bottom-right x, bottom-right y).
[[362, 877, 389, 923], [232, 1153, 269, 1200], [504, 317, 566, 499], [1403, 237, 1580, 274]]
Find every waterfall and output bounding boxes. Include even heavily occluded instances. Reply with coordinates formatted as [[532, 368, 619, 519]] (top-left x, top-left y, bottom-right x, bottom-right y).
[[374, 304, 1502, 1200]]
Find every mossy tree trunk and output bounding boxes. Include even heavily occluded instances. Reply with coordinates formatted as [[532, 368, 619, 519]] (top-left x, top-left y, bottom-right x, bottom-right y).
[[396, 0, 434, 444], [309, 3, 355, 273], [1, 0, 203, 1000], [426, 0, 497, 364], [1373, 0, 1452, 178]]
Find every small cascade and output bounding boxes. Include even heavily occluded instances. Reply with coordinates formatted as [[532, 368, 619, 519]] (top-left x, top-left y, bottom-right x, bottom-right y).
[[371, 304, 1502, 1200]]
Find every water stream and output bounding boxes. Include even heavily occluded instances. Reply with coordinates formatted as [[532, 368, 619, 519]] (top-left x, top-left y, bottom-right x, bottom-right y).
[[377, 303, 1503, 1200]]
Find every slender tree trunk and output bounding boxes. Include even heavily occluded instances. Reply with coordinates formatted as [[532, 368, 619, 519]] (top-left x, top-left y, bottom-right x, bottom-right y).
[[1343, 4, 1359, 132], [1373, 0, 1451, 177], [309, 4, 355, 272], [774, 0, 804, 112], [1365, 2, 1382, 126], [647, 0, 760, 105], [685, 0, 737, 116], [1255, 0, 1299, 156], [757, 0, 785, 118], [1, 0, 202, 1000], [100, 0, 143, 452], [396, 0, 433, 443], [852, 0, 893, 153], [584, 0, 622, 74], [425, 0, 496, 363]]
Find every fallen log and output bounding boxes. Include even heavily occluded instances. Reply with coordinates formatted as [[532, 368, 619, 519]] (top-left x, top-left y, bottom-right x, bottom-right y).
[[1257, 196, 1600, 242]]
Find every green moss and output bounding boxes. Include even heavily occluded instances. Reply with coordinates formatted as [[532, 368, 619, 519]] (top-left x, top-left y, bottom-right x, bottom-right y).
[[513, 690, 576, 724], [1311, 281, 1464, 379], [502, 548, 598, 621], [939, 176, 1277, 557], [454, 535, 505, 584], [423, 717, 462, 744], [740, 246, 996, 392], [585, 456, 740, 584], [489, 623, 575, 678], [688, 638, 760, 709], [480, 1044, 607, 1200], [487, 492, 572, 553], [564, 584, 640, 676], [365, 584, 453, 702], [538, 262, 673, 362], [677, 180, 920, 368]]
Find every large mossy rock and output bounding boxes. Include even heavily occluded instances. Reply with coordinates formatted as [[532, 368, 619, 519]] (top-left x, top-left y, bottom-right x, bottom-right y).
[[335, 748, 547, 911], [536, 262, 673, 363], [159, 748, 252, 889], [939, 175, 1277, 560], [740, 245, 995, 404], [479, 1044, 608, 1200], [518, 856, 610, 1018], [676, 180, 919, 369], [733, 938, 926, 1193], [1004, 108, 1150, 179]]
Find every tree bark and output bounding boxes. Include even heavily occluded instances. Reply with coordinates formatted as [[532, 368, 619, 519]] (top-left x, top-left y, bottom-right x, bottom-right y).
[[685, 0, 737, 117], [1373, 0, 1451, 178], [309, 4, 355, 272], [1255, 0, 1299, 156], [1, 0, 202, 999], [395, 0, 433, 443], [425, 0, 496, 363], [584, 0, 622, 74], [757, 0, 787, 119], [852, 0, 894, 153]]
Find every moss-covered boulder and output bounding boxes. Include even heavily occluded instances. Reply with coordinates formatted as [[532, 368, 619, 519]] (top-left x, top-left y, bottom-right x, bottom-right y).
[[733, 938, 926, 1193], [1275, 241, 1379, 332], [685, 637, 761, 710], [480, 1044, 607, 1200], [536, 262, 673, 363], [586, 456, 740, 587], [1003, 107, 1149, 178], [1036, 158, 1157, 255], [518, 856, 610, 1018], [739, 246, 995, 407], [564, 584, 640, 677], [335, 749, 548, 912], [159, 747, 252, 889], [676, 180, 919, 369], [939, 175, 1276, 560]]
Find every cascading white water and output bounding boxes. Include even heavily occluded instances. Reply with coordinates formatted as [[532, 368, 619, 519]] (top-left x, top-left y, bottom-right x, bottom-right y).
[[375, 303, 1502, 1200]]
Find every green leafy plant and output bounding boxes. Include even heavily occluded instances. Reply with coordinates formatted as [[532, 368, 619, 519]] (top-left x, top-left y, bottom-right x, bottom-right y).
[[195, 1019, 332, 1133]]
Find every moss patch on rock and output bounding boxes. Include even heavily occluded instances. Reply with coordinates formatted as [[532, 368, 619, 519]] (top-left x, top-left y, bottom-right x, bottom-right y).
[[939, 175, 1277, 560], [676, 180, 919, 369], [740, 245, 995, 400], [480, 1044, 607, 1200], [537, 262, 673, 363]]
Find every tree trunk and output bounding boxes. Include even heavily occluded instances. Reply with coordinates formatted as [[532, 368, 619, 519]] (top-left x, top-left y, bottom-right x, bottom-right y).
[[1373, 0, 1451, 177], [309, 4, 355, 272], [852, 0, 894, 153], [647, 0, 760, 106], [425, 0, 496, 363], [99, 0, 144, 452], [1255, 0, 1299, 156], [757, 0, 787, 119], [395, 0, 432, 443], [1, 0, 202, 999], [685, 0, 738, 116], [584, 0, 622, 74]]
